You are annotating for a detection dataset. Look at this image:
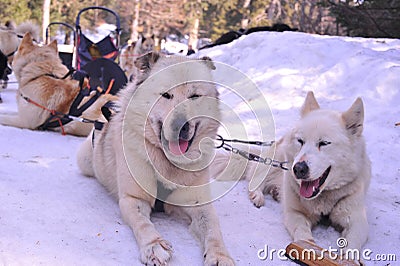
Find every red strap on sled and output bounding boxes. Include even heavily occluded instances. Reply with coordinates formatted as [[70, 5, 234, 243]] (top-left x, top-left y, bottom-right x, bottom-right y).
[[105, 78, 115, 94]]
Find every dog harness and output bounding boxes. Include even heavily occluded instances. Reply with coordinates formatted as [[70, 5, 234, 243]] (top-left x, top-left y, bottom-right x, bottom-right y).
[[36, 69, 113, 132], [153, 181, 174, 213]]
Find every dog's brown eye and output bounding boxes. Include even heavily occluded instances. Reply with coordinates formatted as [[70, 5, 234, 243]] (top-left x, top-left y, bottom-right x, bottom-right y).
[[189, 94, 201, 100], [318, 141, 331, 148], [297, 138, 304, 146], [161, 92, 172, 99]]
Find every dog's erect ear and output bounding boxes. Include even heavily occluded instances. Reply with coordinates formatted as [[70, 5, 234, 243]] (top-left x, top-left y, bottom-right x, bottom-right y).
[[342, 97, 364, 136], [300, 91, 320, 117], [200, 56, 216, 70], [134, 51, 160, 72], [18, 33, 34, 53], [48, 39, 58, 53]]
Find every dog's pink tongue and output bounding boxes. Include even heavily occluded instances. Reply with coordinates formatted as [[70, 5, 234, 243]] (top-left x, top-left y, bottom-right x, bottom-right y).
[[300, 179, 319, 198], [169, 139, 189, 155]]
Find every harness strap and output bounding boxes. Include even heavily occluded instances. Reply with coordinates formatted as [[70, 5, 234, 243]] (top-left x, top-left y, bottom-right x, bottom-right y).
[[91, 101, 115, 147], [91, 120, 105, 148], [70, 89, 101, 117], [38, 115, 71, 132], [20, 93, 67, 135], [39, 70, 91, 131], [153, 181, 174, 213], [25, 69, 75, 86], [6, 50, 16, 58], [60, 68, 75, 79]]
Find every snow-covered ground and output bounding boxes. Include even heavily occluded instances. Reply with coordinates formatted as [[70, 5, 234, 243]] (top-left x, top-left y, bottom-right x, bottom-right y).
[[1, 31, 399, 265]]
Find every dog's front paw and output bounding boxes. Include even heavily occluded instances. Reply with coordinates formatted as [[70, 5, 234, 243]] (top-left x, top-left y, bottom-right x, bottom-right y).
[[141, 239, 173, 266], [204, 250, 235, 266], [249, 190, 265, 208]]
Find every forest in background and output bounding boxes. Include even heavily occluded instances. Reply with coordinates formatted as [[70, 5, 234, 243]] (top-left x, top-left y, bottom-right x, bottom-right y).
[[1, 0, 399, 47]]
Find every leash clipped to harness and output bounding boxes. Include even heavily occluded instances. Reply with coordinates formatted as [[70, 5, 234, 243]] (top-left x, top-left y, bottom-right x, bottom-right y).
[[215, 135, 288, 170]]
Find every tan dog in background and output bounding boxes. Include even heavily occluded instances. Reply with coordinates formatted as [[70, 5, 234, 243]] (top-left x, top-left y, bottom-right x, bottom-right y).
[[0, 33, 115, 136]]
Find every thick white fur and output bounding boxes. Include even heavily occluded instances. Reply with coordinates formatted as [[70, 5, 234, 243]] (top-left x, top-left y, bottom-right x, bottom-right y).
[[211, 91, 371, 251], [77, 52, 234, 265], [282, 91, 371, 251]]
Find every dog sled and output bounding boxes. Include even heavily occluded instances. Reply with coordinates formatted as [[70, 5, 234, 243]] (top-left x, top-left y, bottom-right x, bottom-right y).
[[36, 6, 127, 134], [75, 6, 127, 95], [45, 22, 76, 70]]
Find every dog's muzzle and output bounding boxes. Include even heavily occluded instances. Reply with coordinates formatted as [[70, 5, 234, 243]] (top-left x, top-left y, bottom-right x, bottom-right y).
[[293, 161, 309, 180], [293, 162, 331, 199], [161, 115, 196, 156]]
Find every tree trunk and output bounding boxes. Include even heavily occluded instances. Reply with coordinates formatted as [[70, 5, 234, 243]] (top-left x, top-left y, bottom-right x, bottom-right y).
[[131, 0, 140, 41], [241, 0, 251, 29], [268, 0, 282, 21], [42, 0, 51, 43], [189, 18, 199, 49]]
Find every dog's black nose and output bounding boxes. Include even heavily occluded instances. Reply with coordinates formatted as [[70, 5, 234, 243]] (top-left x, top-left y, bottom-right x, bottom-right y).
[[293, 161, 309, 179], [172, 115, 190, 140], [179, 122, 190, 139]]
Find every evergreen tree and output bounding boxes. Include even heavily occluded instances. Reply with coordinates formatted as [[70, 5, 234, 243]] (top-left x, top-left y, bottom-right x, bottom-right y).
[[0, 0, 35, 24], [322, 0, 400, 38]]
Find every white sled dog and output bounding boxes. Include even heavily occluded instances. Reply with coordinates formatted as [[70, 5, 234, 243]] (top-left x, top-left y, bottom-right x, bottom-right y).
[[77, 52, 234, 265], [248, 91, 371, 251], [212, 91, 371, 251]]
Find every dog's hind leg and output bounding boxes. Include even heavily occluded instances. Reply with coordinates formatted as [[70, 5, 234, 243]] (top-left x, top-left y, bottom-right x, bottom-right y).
[[176, 204, 235, 266], [0, 114, 37, 129]]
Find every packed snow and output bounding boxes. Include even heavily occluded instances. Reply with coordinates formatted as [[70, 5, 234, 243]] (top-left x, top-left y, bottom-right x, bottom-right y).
[[1, 31, 399, 265]]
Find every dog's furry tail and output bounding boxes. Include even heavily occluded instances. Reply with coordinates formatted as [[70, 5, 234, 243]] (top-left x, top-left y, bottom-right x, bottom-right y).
[[16, 21, 40, 41]]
